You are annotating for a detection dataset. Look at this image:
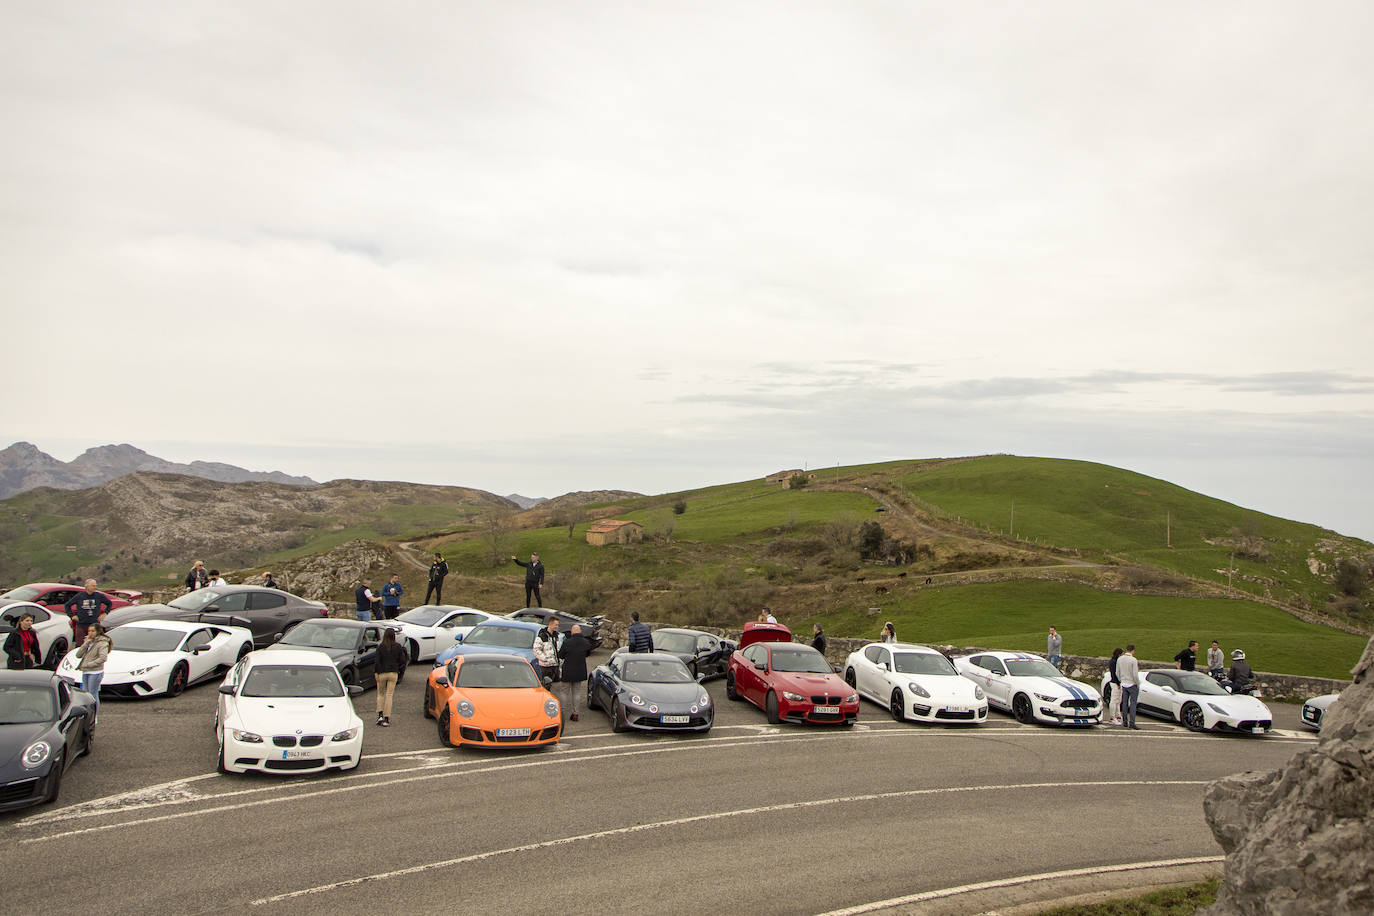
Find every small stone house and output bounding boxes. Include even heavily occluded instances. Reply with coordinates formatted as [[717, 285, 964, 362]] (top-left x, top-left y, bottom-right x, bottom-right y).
[[765, 469, 804, 484], [586, 519, 644, 546]]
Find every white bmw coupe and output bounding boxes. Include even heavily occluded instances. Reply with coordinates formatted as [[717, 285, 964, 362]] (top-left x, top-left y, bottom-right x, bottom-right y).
[[58, 619, 254, 698], [844, 642, 987, 723], [215, 649, 364, 774], [1103, 668, 1273, 734], [954, 650, 1102, 726]]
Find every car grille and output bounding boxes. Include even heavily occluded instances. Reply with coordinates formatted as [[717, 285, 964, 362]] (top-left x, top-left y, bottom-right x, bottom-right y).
[[1237, 720, 1271, 731], [265, 758, 323, 770], [459, 726, 484, 742], [470, 726, 561, 744], [911, 704, 932, 717], [811, 695, 843, 705], [936, 709, 978, 720], [629, 715, 710, 729], [808, 710, 844, 722], [299, 735, 323, 747], [0, 778, 42, 806], [272, 736, 297, 747], [1060, 699, 1098, 709]]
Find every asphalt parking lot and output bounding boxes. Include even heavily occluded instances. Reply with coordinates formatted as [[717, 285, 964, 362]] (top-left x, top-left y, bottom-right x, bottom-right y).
[[1, 663, 1315, 915]]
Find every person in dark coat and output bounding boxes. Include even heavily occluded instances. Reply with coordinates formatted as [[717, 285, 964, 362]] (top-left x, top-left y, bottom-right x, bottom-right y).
[[373, 628, 408, 727], [511, 553, 545, 607], [626, 611, 653, 653], [65, 579, 112, 647], [425, 553, 449, 605], [557, 624, 593, 722], [4, 613, 42, 669], [185, 560, 209, 592], [811, 623, 827, 657]]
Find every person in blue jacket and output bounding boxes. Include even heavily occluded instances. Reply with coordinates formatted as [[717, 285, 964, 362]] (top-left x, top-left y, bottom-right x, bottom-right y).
[[381, 575, 404, 620]]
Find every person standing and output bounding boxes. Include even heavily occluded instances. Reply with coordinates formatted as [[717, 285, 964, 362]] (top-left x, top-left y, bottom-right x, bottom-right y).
[[381, 575, 404, 620], [4, 613, 42, 669], [762, 607, 778, 624], [74, 621, 113, 715], [1047, 627, 1062, 670], [880, 622, 897, 644], [355, 578, 379, 622], [1106, 647, 1124, 725], [512, 553, 545, 608], [185, 560, 209, 592], [1118, 645, 1141, 730], [425, 553, 449, 605], [558, 624, 593, 723], [1174, 640, 1198, 671], [811, 624, 827, 656], [1228, 649, 1253, 693], [262, 572, 280, 590], [65, 579, 112, 647], [373, 628, 407, 727], [1207, 640, 1225, 678], [532, 618, 561, 684], [626, 611, 653, 653], [208, 570, 229, 588]]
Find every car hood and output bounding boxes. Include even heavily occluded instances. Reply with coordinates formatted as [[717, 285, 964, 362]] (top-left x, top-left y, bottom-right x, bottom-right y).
[[770, 671, 851, 696], [1202, 694, 1272, 718], [898, 675, 982, 702], [1023, 676, 1100, 701], [616, 681, 706, 706], [230, 697, 359, 735], [263, 644, 354, 665], [0, 722, 53, 770], [61, 648, 175, 678], [456, 687, 556, 723]]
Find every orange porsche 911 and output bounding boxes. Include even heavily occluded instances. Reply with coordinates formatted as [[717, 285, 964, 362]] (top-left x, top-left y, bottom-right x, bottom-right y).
[[424, 654, 562, 749]]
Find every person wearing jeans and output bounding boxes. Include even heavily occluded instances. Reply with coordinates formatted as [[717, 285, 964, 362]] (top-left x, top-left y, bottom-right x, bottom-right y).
[[75, 621, 113, 715], [1117, 644, 1141, 730], [373, 629, 407, 726], [558, 624, 592, 723]]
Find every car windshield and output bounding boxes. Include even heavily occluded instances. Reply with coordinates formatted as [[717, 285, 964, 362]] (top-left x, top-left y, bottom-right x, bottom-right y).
[[397, 607, 448, 626], [280, 623, 358, 650], [0, 685, 57, 724], [241, 665, 343, 698], [1005, 659, 1064, 678], [0, 586, 41, 602], [770, 646, 832, 674], [464, 625, 534, 649], [1174, 673, 1230, 696], [109, 627, 185, 653], [455, 659, 538, 689], [622, 658, 693, 683], [894, 652, 957, 675], [168, 590, 224, 611], [650, 632, 698, 654]]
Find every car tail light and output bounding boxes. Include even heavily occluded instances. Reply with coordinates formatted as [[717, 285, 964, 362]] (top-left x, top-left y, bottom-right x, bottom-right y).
[[320, 607, 328, 616]]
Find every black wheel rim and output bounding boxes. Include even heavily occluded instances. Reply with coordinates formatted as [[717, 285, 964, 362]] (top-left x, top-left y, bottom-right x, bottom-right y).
[[171, 666, 186, 694], [1015, 696, 1031, 722], [845, 669, 856, 688], [891, 691, 904, 721], [1184, 705, 1203, 730]]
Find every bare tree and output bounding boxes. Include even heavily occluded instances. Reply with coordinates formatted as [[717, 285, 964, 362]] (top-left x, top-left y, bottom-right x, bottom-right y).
[[481, 510, 517, 567]]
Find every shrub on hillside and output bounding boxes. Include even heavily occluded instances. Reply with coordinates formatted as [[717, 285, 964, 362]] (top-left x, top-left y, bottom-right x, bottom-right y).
[[672, 499, 687, 515], [858, 521, 885, 559], [1334, 557, 1369, 596], [1117, 565, 1188, 590], [788, 473, 809, 490]]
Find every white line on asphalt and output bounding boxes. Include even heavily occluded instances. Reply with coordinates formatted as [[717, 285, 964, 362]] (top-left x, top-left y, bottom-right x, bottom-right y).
[[813, 855, 1226, 915], [247, 780, 1211, 906]]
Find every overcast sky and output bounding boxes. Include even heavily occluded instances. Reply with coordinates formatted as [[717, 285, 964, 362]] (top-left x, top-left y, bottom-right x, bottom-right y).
[[4, 2, 1372, 540]]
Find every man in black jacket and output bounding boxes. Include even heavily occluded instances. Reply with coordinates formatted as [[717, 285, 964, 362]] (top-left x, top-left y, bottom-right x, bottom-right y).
[[558, 624, 593, 723], [811, 623, 827, 657], [425, 553, 449, 605], [65, 579, 112, 647], [512, 553, 545, 607], [626, 611, 653, 653]]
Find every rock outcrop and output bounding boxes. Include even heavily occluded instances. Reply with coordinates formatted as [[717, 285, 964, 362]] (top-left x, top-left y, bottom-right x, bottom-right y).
[[270, 540, 395, 601], [1202, 635, 1374, 915]]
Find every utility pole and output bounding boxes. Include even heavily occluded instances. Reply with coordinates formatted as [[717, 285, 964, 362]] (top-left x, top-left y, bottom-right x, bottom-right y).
[[1167, 511, 1171, 548], [1009, 500, 1014, 538], [1228, 548, 1235, 591]]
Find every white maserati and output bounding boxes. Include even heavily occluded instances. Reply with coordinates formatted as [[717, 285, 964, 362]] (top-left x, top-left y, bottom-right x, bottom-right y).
[[1102, 668, 1273, 734], [843, 642, 987, 723]]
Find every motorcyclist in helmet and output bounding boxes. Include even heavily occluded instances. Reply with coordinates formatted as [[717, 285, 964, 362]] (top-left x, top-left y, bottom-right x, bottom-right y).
[[1228, 649, 1254, 694]]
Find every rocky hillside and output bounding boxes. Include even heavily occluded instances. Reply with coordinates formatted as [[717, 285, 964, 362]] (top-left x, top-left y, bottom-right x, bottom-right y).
[[541, 489, 643, 510], [0, 441, 316, 499]]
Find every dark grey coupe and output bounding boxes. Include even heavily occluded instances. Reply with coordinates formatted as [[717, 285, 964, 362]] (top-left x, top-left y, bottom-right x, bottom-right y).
[[101, 586, 328, 648], [587, 651, 714, 733], [261, 619, 401, 689]]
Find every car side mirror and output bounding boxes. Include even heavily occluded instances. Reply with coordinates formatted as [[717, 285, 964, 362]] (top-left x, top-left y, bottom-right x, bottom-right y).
[[347, 685, 364, 697], [542, 676, 554, 687], [1161, 686, 1176, 694], [193, 643, 212, 654], [218, 684, 236, 696], [696, 673, 706, 683], [204, 605, 220, 613], [363, 641, 379, 650], [753, 660, 767, 672], [877, 662, 889, 672], [989, 670, 1003, 676], [454, 634, 463, 644], [273, 633, 284, 642]]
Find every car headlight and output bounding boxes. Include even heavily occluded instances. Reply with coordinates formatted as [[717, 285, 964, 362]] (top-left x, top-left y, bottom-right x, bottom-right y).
[[127, 665, 159, 677], [22, 740, 50, 769], [844, 693, 858, 704], [974, 686, 985, 700], [457, 700, 475, 719], [699, 694, 711, 707], [544, 699, 559, 718], [1034, 693, 1058, 703], [1207, 703, 1229, 715], [231, 729, 263, 743], [630, 695, 644, 706], [907, 682, 931, 699], [331, 728, 359, 742], [782, 691, 806, 702]]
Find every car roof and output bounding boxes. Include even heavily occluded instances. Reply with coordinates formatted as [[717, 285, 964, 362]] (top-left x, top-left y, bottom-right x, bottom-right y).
[[244, 648, 337, 668], [876, 642, 945, 654], [966, 650, 1047, 662], [475, 618, 543, 632], [0, 669, 60, 686], [413, 605, 485, 613], [740, 622, 793, 647], [613, 650, 688, 664], [0, 601, 47, 613], [653, 627, 715, 637], [110, 619, 213, 632]]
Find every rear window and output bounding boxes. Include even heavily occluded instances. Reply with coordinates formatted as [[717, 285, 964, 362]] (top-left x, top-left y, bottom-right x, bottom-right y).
[[464, 625, 535, 649]]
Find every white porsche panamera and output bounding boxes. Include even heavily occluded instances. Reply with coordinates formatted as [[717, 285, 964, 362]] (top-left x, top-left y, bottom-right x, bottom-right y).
[[844, 642, 987, 723], [1103, 668, 1273, 734], [215, 649, 364, 774], [954, 650, 1102, 726], [392, 606, 500, 663], [57, 619, 254, 698]]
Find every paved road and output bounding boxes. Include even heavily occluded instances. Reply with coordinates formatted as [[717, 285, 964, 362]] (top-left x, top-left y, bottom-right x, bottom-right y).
[[2, 666, 1314, 915]]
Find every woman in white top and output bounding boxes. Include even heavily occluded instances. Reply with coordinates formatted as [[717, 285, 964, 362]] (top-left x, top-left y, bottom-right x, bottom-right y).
[[880, 622, 896, 644]]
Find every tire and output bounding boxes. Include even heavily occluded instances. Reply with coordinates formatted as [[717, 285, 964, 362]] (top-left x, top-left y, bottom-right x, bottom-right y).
[[341, 667, 358, 689], [844, 668, 857, 689], [408, 640, 421, 665], [437, 707, 454, 747], [1181, 702, 1207, 732], [890, 688, 906, 722], [611, 698, 629, 733], [42, 753, 64, 803], [586, 683, 599, 712], [167, 662, 189, 698], [216, 729, 228, 774], [765, 691, 781, 725], [80, 722, 93, 757], [422, 684, 435, 719], [44, 638, 68, 671], [725, 672, 740, 701], [1012, 693, 1035, 724], [236, 642, 252, 662]]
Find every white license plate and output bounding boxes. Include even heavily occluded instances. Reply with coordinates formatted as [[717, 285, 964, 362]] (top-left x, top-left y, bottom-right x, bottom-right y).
[[943, 706, 968, 713], [1251, 727, 1265, 734], [497, 728, 531, 737], [814, 705, 840, 715], [661, 715, 690, 724], [284, 750, 314, 759]]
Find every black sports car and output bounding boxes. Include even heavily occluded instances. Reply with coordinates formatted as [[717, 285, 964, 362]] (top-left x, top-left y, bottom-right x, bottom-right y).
[[101, 586, 328, 648], [0, 670, 95, 811], [506, 607, 606, 650], [587, 651, 714, 733], [644, 627, 736, 681], [261, 619, 401, 689]]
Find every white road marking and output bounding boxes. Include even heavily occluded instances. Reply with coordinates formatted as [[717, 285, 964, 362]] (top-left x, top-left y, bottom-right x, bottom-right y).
[[248, 780, 1211, 906], [18, 773, 219, 826], [814, 855, 1226, 915]]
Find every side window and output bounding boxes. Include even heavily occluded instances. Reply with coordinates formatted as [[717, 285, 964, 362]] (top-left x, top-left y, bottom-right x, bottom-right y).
[[364, 628, 381, 643], [984, 658, 1007, 675], [246, 592, 286, 611], [47, 590, 76, 606], [182, 629, 212, 651], [608, 657, 623, 678], [29, 607, 52, 624], [743, 645, 765, 666], [697, 636, 715, 652], [57, 681, 71, 708], [1146, 672, 1171, 687], [436, 615, 459, 629], [456, 613, 487, 627], [877, 649, 892, 669], [863, 645, 883, 663], [215, 593, 249, 612]]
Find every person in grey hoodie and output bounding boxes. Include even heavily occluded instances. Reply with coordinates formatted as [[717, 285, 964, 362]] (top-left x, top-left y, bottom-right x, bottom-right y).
[[74, 621, 113, 714], [1047, 627, 1062, 670], [1117, 645, 1141, 730]]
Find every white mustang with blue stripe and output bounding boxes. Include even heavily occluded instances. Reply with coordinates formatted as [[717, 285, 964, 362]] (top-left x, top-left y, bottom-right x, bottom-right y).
[[953, 650, 1102, 726]]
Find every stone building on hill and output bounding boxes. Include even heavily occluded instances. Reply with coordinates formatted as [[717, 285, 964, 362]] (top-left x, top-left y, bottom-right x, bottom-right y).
[[586, 519, 644, 546]]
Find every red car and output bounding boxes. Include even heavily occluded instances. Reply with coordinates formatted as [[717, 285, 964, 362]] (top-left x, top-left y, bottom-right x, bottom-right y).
[[0, 583, 138, 615], [725, 622, 859, 725]]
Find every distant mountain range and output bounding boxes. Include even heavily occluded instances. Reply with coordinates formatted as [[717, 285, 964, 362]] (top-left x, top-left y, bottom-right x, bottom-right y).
[[503, 494, 547, 510], [0, 441, 317, 499]]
